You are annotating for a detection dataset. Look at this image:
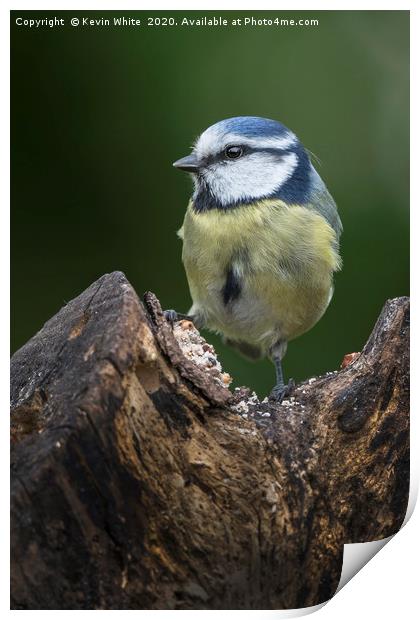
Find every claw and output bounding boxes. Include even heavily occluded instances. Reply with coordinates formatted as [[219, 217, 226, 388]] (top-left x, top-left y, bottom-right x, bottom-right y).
[[163, 309, 179, 325], [164, 309, 200, 329], [269, 378, 295, 403]]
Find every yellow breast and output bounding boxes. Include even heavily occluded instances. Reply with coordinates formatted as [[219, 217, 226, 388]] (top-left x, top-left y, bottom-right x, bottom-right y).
[[179, 199, 341, 351]]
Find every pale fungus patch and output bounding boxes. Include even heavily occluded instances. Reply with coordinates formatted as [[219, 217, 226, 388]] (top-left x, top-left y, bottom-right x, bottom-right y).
[[173, 320, 232, 388]]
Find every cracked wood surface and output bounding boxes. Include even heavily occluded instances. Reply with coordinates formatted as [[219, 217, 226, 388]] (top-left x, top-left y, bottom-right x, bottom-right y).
[[10, 271, 409, 610]]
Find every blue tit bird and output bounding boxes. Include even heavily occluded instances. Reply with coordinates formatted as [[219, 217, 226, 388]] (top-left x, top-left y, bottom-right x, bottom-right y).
[[166, 116, 342, 400]]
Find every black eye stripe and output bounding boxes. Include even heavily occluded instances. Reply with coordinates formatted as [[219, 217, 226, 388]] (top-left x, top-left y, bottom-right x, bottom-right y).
[[224, 146, 289, 157], [204, 145, 291, 166]]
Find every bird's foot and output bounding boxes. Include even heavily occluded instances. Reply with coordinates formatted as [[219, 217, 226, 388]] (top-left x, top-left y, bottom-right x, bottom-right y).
[[269, 378, 296, 403], [163, 309, 179, 325], [164, 309, 197, 327]]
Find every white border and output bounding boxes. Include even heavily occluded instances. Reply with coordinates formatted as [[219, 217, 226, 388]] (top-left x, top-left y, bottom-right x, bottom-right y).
[[3, 1, 417, 9], [4, 1, 417, 617]]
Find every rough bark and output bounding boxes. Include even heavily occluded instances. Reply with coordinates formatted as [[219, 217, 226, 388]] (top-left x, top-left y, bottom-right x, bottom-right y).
[[10, 271, 409, 610]]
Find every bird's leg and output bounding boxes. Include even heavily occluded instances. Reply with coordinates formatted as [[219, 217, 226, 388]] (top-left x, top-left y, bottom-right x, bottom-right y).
[[269, 342, 295, 402]]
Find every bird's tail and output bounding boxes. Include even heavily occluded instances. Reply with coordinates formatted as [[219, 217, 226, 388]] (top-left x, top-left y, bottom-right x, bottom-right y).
[[223, 338, 263, 361]]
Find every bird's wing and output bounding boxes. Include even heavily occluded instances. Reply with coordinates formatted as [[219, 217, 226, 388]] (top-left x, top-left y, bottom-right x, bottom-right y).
[[307, 165, 343, 240]]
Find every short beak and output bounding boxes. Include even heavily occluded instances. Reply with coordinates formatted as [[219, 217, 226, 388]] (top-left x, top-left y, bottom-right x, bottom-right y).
[[173, 154, 200, 173]]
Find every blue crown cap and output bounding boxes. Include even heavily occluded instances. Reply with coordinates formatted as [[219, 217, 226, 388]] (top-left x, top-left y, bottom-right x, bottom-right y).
[[210, 116, 292, 139]]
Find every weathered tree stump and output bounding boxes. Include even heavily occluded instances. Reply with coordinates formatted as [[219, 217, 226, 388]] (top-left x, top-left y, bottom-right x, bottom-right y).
[[10, 271, 409, 610]]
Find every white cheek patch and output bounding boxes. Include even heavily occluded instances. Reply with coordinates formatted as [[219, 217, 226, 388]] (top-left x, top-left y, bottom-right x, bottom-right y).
[[199, 152, 298, 206], [223, 132, 297, 151], [194, 123, 226, 159]]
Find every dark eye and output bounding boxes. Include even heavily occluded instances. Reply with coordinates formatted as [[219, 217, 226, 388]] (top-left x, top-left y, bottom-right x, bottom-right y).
[[225, 145, 243, 159]]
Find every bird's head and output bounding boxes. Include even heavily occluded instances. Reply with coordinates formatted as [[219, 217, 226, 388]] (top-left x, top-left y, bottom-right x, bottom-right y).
[[173, 116, 311, 211]]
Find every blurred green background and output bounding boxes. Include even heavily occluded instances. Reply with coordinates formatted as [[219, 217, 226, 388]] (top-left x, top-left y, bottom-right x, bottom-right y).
[[11, 11, 409, 397]]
